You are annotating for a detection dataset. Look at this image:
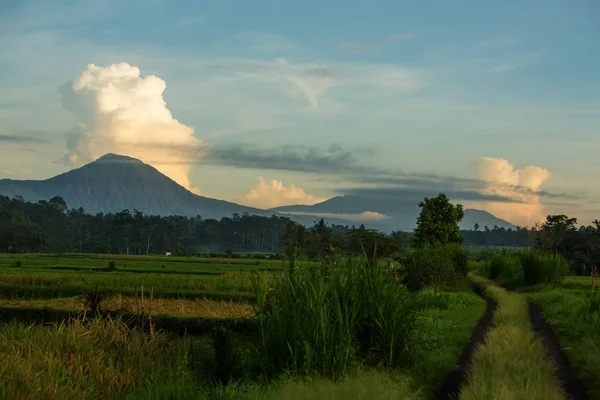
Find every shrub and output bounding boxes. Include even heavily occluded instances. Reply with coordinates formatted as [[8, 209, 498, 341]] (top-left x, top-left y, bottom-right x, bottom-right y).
[[12, 260, 23, 268], [402, 246, 457, 292], [107, 260, 117, 270], [519, 248, 568, 286], [252, 258, 416, 378], [447, 244, 469, 277], [488, 250, 522, 282]]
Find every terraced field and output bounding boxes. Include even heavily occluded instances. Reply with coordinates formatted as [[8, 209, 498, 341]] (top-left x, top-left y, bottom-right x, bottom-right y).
[[1, 252, 592, 399]]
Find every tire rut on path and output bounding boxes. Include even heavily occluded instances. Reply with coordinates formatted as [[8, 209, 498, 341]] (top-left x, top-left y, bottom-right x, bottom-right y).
[[433, 284, 498, 400], [528, 302, 588, 400]]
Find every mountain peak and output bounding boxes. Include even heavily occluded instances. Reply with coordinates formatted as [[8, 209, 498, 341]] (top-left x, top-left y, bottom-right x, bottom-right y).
[[94, 153, 142, 164]]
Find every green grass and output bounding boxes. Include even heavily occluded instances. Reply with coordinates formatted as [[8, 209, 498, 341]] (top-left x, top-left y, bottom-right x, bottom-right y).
[[0, 253, 288, 273], [0, 252, 494, 399], [519, 276, 600, 398], [408, 289, 486, 393], [0, 269, 263, 299], [461, 274, 565, 400], [0, 287, 485, 399]]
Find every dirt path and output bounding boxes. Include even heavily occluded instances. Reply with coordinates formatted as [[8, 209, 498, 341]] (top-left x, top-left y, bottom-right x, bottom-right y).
[[528, 303, 588, 400], [433, 284, 498, 400]]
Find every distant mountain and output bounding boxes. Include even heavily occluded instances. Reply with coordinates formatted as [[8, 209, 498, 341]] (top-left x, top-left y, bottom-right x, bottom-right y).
[[0, 154, 271, 219], [271, 195, 516, 232], [0, 154, 515, 232], [0, 154, 363, 227]]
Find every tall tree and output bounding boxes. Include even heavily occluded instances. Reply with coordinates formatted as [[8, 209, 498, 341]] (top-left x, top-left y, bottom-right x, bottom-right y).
[[413, 193, 464, 247]]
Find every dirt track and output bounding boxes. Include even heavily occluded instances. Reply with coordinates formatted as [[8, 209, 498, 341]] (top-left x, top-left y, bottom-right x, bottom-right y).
[[529, 303, 588, 400], [433, 284, 498, 400]]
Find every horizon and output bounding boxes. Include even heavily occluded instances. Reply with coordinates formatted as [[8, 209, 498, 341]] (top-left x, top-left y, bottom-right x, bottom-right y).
[[1, 0, 598, 227]]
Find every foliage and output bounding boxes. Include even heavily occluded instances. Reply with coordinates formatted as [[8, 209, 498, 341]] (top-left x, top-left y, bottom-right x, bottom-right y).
[[252, 258, 416, 378], [519, 248, 569, 286], [402, 246, 466, 292], [413, 193, 464, 248], [447, 244, 469, 277]]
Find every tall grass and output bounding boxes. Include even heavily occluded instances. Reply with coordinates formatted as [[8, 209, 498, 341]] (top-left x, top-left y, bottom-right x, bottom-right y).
[[252, 258, 416, 379], [0, 319, 194, 399], [488, 249, 521, 282], [482, 248, 569, 287], [520, 248, 569, 286]]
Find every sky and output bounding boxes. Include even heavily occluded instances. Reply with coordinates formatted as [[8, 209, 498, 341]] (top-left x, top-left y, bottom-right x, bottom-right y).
[[0, 0, 599, 227]]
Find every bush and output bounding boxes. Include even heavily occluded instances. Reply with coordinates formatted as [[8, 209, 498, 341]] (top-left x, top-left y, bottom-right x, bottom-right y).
[[447, 244, 469, 277], [252, 258, 416, 378], [107, 260, 117, 270], [488, 250, 521, 282], [402, 246, 459, 292], [11, 260, 23, 268], [519, 248, 568, 286]]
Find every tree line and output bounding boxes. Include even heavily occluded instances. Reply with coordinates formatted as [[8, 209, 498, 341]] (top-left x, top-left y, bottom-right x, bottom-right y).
[[2, 193, 600, 274]]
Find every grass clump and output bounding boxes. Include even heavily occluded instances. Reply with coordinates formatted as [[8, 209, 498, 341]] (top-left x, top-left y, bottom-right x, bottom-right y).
[[252, 258, 416, 379]]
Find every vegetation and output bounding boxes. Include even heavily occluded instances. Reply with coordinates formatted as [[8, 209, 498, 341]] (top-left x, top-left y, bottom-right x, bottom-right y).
[[462, 275, 566, 399], [413, 193, 464, 247], [518, 277, 600, 398], [252, 257, 416, 378], [0, 194, 548, 256], [480, 247, 569, 287], [402, 245, 468, 292], [4, 190, 600, 399]]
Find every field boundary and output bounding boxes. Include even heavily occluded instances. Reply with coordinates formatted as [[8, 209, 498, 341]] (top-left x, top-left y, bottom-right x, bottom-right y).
[[0, 306, 258, 335], [528, 302, 588, 400], [433, 283, 498, 400]]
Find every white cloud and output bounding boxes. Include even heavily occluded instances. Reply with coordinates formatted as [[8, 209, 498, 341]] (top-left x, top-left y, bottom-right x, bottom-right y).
[[61, 62, 203, 193], [280, 210, 391, 222], [242, 177, 325, 209], [473, 157, 550, 226]]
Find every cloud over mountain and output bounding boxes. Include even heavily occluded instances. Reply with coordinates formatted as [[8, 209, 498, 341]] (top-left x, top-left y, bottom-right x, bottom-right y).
[[60, 62, 204, 193], [242, 177, 325, 209]]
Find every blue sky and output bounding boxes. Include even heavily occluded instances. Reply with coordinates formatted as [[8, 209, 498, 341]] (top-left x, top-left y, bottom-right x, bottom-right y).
[[1, 0, 599, 226]]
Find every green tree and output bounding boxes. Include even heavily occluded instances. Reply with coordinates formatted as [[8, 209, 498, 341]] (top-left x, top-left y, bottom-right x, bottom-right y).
[[413, 193, 464, 247]]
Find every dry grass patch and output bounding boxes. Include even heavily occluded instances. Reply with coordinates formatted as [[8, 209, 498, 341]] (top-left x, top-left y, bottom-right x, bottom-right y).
[[0, 296, 254, 318]]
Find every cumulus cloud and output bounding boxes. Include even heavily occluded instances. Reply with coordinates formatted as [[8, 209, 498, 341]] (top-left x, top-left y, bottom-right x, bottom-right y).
[[280, 211, 391, 222], [475, 157, 550, 226], [60, 62, 203, 193], [242, 178, 325, 209]]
